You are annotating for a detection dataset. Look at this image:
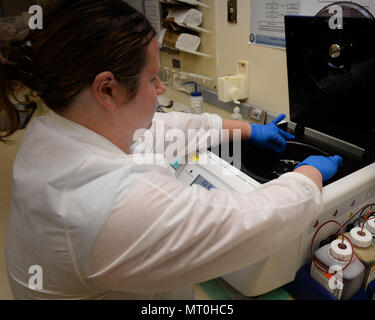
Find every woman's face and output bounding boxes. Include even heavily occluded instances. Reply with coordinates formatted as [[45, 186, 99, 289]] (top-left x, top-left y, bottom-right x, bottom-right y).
[[125, 37, 166, 129]]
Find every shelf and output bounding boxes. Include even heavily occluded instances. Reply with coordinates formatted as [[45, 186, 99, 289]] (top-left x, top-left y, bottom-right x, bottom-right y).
[[160, 67, 213, 90], [178, 48, 212, 58], [177, 23, 211, 34], [159, 0, 210, 9], [162, 67, 213, 81], [177, 0, 210, 8], [161, 45, 212, 58]]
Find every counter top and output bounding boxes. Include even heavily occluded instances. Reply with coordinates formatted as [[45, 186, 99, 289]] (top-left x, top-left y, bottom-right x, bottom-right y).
[[158, 87, 236, 120]]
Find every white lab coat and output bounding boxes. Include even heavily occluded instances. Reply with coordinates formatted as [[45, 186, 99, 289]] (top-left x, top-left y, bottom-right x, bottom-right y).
[[6, 110, 322, 300]]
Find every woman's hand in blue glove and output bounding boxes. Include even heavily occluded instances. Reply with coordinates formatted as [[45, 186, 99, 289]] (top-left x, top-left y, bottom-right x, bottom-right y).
[[294, 155, 343, 182], [248, 114, 295, 153]]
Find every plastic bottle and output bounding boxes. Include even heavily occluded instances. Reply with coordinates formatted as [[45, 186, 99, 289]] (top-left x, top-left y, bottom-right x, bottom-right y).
[[362, 218, 375, 244], [310, 238, 366, 299], [181, 81, 203, 114], [338, 227, 375, 290]]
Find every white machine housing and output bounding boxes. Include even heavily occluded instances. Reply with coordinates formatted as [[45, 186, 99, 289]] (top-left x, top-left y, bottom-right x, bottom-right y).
[[176, 150, 375, 296]]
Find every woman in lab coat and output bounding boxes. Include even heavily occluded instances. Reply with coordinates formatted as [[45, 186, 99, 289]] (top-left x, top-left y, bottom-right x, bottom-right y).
[[0, 0, 342, 299]]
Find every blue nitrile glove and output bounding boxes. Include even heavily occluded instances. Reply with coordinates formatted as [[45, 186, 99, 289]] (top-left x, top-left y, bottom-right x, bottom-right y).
[[294, 155, 343, 182], [248, 114, 295, 153]]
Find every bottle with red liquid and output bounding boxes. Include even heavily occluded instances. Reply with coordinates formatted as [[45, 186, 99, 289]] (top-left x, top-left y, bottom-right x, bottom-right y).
[[311, 237, 366, 299]]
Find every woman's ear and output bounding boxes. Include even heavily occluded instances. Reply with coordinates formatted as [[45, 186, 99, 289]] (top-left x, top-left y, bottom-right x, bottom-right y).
[[91, 71, 126, 110]]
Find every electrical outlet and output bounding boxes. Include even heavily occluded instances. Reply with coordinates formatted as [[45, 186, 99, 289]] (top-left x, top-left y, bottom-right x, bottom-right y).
[[237, 60, 248, 76], [250, 108, 262, 121], [247, 106, 266, 125], [227, 0, 237, 24], [172, 59, 181, 69]]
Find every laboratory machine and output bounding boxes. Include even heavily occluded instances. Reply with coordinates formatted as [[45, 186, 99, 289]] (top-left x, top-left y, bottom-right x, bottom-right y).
[[176, 2, 375, 298]]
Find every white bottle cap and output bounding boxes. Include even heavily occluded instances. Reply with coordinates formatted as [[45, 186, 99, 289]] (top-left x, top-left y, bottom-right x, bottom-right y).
[[329, 239, 352, 262], [349, 227, 373, 248], [365, 219, 375, 234]]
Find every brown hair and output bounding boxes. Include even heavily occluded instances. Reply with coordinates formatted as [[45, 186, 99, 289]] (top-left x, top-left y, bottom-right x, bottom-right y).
[[0, 0, 156, 142]]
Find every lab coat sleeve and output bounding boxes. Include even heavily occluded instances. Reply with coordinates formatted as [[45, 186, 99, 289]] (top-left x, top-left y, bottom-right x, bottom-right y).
[[152, 111, 222, 134], [89, 170, 322, 293], [132, 112, 223, 161]]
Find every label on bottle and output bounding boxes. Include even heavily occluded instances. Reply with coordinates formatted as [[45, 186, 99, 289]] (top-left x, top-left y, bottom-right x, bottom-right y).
[[310, 263, 343, 299], [191, 99, 202, 114]]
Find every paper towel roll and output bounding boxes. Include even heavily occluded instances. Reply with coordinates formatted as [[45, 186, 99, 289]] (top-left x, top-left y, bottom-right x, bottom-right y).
[[329, 239, 352, 262], [175, 33, 201, 52], [366, 218, 375, 234], [167, 8, 203, 27], [161, 29, 201, 52], [349, 227, 372, 248]]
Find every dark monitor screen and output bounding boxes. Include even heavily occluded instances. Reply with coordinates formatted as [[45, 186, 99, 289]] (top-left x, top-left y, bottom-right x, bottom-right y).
[[285, 15, 375, 152]]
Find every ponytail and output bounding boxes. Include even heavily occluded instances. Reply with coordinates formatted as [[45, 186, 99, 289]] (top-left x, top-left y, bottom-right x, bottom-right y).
[[0, 15, 33, 143]]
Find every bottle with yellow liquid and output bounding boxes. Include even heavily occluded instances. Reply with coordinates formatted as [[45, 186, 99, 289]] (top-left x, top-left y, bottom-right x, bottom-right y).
[[363, 218, 375, 244], [339, 226, 375, 290]]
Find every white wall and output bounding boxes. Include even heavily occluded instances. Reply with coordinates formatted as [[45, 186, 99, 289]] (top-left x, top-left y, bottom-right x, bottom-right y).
[[159, 1, 291, 116], [215, 0, 290, 116]]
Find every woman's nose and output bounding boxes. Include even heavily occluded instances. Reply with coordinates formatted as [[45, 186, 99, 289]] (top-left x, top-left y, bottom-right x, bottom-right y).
[[156, 77, 166, 95]]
